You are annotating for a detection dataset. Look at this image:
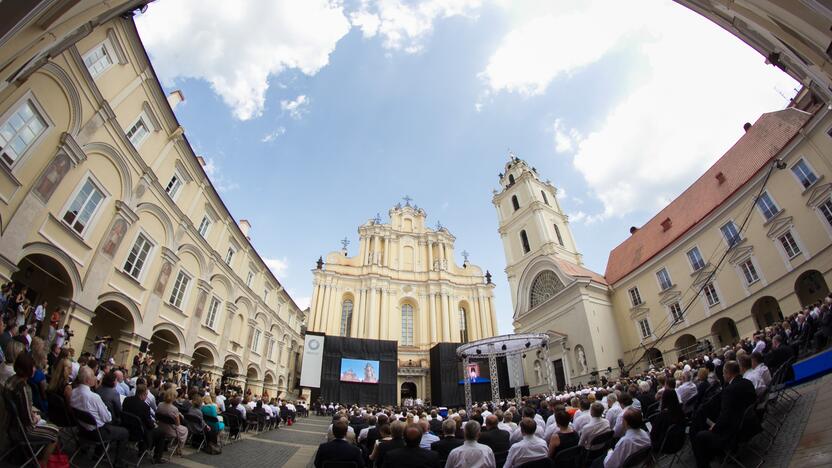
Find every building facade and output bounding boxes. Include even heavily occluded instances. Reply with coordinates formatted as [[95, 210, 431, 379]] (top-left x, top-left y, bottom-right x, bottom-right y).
[[308, 202, 498, 403], [493, 157, 622, 392], [0, 5, 305, 397], [607, 104, 832, 372]]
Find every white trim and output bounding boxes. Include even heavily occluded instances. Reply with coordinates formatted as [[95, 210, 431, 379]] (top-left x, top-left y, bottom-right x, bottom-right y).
[[168, 267, 193, 310], [204, 295, 222, 330], [81, 38, 116, 78], [635, 317, 653, 341], [124, 112, 151, 149], [59, 171, 110, 240], [655, 266, 673, 292], [789, 156, 820, 190], [754, 190, 780, 222], [0, 91, 54, 171], [719, 219, 742, 248], [121, 228, 156, 284], [164, 169, 184, 202], [816, 196, 832, 240], [685, 245, 706, 273]]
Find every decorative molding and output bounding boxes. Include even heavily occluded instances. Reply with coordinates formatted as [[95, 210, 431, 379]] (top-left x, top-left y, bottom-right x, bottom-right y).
[[106, 28, 128, 65], [806, 182, 832, 208], [766, 215, 794, 239], [141, 101, 162, 132]]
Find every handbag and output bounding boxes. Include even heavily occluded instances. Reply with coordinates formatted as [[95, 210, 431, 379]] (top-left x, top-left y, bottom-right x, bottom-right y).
[[47, 448, 70, 468]]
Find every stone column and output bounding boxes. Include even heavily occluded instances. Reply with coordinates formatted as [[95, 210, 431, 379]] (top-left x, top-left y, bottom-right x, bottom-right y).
[[442, 293, 452, 342], [309, 282, 321, 330], [356, 288, 365, 336], [326, 285, 339, 334], [379, 289, 389, 340], [429, 292, 437, 343], [449, 295, 460, 343], [488, 296, 498, 335], [315, 285, 328, 331], [184, 279, 211, 352], [470, 294, 481, 342], [427, 242, 434, 271], [373, 235, 380, 265], [349, 296, 359, 337], [368, 287, 379, 339], [384, 237, 390, 267]]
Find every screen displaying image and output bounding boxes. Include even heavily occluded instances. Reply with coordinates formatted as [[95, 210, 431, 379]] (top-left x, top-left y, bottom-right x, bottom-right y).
[[339, 358, 380, 384], [458, 362, 490, 384]]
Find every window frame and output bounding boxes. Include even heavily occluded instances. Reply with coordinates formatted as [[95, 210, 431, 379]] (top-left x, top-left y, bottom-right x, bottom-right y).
[[122, 230, 155, 281], [401, 303, 414, 346], [668, 302, 684, 324], [778, 230, 802, 259], [739, 258, 760, 285], [125, 113, 151, 149], [60, 173, 109, 238], [0, 92, 52, 169], [82, 39, 116, 78], [628, 286, 643, 307], [246, 271, 254, 287], [553, 224, 564, 246], [720, 220, 741, 247], [755, 191, 780, 221], [164, 170, 184, 201], [340, 299, 354, 337], [790, 158, 819, 190], [168, 268, 192, 310], [541, 190, 549, 205], [197, 215, 212, 238], [637, 318, 652, 340], [511, 195, 520, 211], [819, 197, 832, 228], [224, 246, 235, 266], [251, 328, 262, 353], [655, 267, 673, 291], [702, 282, 720, 307], [686, 246, 706, 272], [520, 230, 531, 254], [204, 296, 221, 329]]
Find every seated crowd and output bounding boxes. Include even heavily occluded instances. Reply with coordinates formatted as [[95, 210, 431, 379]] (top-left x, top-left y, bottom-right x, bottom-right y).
[[314, 294, 831, 468], [0, 281, 307, 467]]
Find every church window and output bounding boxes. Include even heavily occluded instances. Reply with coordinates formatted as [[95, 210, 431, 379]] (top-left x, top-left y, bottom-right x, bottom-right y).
[[340, 299, 354, 336], [459, 307, 469, 343], [529, 270, 564, 308], [628, 287, 643, 307], [512, 195, 520, 211], [553, 224, 563, 246], [541, 191, 549, 205], [401, 304, 414, 346], [508, 174, 515, 186], [520, 230, 530, 254]]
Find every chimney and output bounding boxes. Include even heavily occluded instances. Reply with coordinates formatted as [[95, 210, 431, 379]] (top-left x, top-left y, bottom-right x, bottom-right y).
[[629, 226, 639, 235], [715, 171, 726, 184], [743, 122, 752, 132], [167, 90, 185, 110], [239, 219, 251, 239], [196, 156, 206, 167], [661, 217, 672, 232]]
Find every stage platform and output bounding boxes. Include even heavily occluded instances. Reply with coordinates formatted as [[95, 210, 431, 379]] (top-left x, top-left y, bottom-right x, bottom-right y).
[[788, 347, 832, 386]]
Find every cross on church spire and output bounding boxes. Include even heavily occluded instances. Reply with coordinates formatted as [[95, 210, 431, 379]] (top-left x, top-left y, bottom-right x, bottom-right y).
[[402, 195, 413, 206], [340, 237, 350, 250], [435, 220, 443, 230], [462, 250, 470, 262]]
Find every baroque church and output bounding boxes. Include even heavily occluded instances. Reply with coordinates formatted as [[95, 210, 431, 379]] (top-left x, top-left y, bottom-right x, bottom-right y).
[[494, 155, 623, 392], [307, 201, 498, 402]]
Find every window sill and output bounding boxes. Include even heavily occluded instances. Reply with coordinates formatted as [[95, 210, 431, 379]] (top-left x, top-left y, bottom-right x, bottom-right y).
[[746, 278, 760, 287], [114, 267, 148, 290], [164, 302, 187, 317], [201, 324, 219, 336], [762, 208, 785, 227], [49, 213, 93, 250], [800, 174, 824, 195], [787, 253, 802, 261], [707, 302, 721, 308]]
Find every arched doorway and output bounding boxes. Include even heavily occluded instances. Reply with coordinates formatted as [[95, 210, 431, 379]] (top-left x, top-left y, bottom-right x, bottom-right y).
[[400, 382, 417, 402], [191, 346, 215, 370], [751, 296, 783, 330], [11, 253, 75, 337], [795, 270, 829, 306], [148, 329, 180, 362], [674, 334, 697, 361], [711, 317, 739, 347], [645, 348, 664, 369], [86, 300, 135, 362], [246, 366, 261, 395], [263, 373, 275, 397], [222, 358, 242, 392]]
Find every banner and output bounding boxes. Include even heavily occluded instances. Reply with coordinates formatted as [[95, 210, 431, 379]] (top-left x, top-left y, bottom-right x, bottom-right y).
[[300, 334, 325, 388], [507, 352, 525, 388]]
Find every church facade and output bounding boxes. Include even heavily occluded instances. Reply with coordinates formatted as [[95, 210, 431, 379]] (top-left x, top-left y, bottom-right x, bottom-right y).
[[494, 157, 622, 392], [307, 202, 498, 403]]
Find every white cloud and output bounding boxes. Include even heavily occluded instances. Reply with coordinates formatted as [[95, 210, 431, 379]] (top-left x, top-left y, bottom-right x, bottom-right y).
[[202, 157, 238, 193], [485, 0, 797, 220], [288, 291, 311, 310], [280, 95, 309, 119], [556, 186, 566, 200], [136, 1, 350, 120], [350, 0, 482, 53], [261, 126, 287, 143], [263, 256, 289, 280]]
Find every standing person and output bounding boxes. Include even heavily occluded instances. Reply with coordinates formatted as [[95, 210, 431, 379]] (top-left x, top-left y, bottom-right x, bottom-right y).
[[4, 352, 59, 465], [33, 300, 46, 338], [445, 420, 496, 468]]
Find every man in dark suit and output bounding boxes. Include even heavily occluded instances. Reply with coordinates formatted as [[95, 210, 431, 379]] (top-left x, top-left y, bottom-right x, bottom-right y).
[[314, 420, 365, 468], [122, 384, 168, 463], [365, 414, 387, 452], [764, 335, 795, 378], [96, 371, 122, 423], [385, 425, 440, 468], [431, 419, 463, 462], [692, 361, 757, 468], [428, 411, 443, 435], [375, 421, 406, 468], [478, 415, 510, 466]]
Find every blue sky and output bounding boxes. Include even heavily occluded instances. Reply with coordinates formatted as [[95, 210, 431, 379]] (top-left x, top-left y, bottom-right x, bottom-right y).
[[136, 0, 797, 335]]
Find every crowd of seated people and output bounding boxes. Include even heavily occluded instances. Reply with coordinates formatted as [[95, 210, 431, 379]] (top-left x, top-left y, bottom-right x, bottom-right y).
[[0, 281, 309, 466]]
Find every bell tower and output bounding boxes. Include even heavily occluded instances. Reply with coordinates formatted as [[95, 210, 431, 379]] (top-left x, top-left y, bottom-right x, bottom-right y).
[[492, 153, 582, 307]]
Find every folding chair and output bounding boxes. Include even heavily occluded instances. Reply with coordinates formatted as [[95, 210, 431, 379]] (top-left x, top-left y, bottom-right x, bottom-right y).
[[46, 390, 78, 449], [183, 413, 207, 452], [0, 397, 52, 468], [552, 445, 580, 468], [623, 445, 653, 468], [222, 411, 242, 442], [203, 413, 225, 447], [654, 422, 687, 468], [70, 408, 114, 468], [119, 411, 153, 467], [155, 413, 183, 457], [582, 430, 614, 466], [517, 457, 553, 468], [720, 405, 764, 468]]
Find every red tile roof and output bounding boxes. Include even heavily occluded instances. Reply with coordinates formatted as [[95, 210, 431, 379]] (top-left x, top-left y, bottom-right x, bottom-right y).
[[604, 108, 811, 285]]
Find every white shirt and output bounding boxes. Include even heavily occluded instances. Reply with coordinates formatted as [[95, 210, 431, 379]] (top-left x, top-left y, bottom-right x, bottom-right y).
[[497, 421, 514, 433], [446, 440, 496, 468], [743, 368, 768, 395], [359, 425, 375, 442], [34, 305, 46, 321], [215, 394, 226, 411], [55, 329, 66, 349], [509, 420, 545, 443], [752, 340, 766, 355], [534, 413, 545, 429], [420, 431, 440, 449], [236, 403, 247, 418], [605, 403, 622, 429], [573, 411, 591, 434], [0, 363, 14, 385], [676, 381, 698, 405], [579, 417, 610, 449], [70, 384, 112, 431], [504, 435, 548, 468], [603, 428, 650, 468]]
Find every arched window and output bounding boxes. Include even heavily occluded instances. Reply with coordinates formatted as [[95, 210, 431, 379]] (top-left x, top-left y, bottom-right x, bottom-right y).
[[508, 174, 515, 186], [520, 230, 531, 254], [512, 195, 520, 211], [529, 270, 565, 308], [401, 304, 414, 346], [458, 306, 469, 343], [340, 299, 353, 336], [554, 224, 564, 246], [541, 190, 549, 205]]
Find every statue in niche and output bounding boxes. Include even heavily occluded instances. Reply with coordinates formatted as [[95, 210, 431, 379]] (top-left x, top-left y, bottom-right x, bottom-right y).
[[154, 262, 172, 296], [34, 152, 71, 201], [101, 218, 128, 258], [575, 345, 588, 374]]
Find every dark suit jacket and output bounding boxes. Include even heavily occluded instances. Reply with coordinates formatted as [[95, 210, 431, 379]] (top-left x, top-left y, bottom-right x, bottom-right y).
[[428, 418, 443, 435], [384, 446, 439, 468], [314, 438, 364, 468], [364, 426, 381, 451], [430, 436, 463, 460], [764, 345, 795, 380], [96, 385, 122, 423], [478, 427, 510, 455], [636, 392, 656, 413], [122, 395, 154, 430], [375, 438, 405, 468], [713, 376, 756, 438]]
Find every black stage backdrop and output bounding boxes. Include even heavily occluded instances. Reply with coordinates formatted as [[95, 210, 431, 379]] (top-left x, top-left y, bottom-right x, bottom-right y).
[[319, 336, 397, 406], [429, 344, 512, 407]]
